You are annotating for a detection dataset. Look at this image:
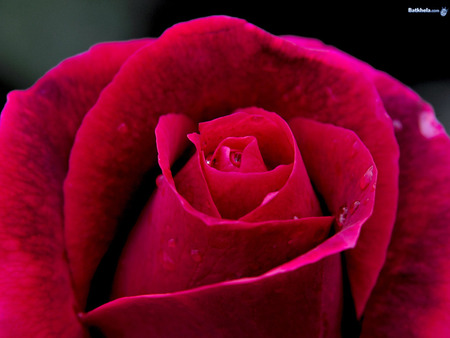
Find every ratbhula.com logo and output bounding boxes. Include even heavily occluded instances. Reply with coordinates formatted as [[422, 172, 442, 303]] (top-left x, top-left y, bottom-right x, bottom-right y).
[[408, 6, 448, 16]]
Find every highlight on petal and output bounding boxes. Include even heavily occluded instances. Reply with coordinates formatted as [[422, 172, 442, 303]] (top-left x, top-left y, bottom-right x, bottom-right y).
[[361, 72, 450, 337], [0, 38, 151, 336]]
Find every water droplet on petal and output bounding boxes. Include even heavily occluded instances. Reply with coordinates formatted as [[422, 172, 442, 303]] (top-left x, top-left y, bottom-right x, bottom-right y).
[[293, 215, 299, 220], [359, 166, 374, 190], [162, 252, 175, 271], [190, 249, 203, 263], [349, 200, 360, 215], [156, 175, 165, 187], [392, 119, 403, 131], [337, 205, 348, 227], [167, 238, 177, 248], [230, 151, 242, 168]]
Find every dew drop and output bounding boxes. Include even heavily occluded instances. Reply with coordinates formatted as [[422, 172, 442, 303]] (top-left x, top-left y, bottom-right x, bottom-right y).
[[359, 166, 374, 190], [337, 205, 348, 227], [349, 200, 360, 215], [293, 215, 299, 220], [156, 175, 165, 188], [230, 151, 242, 168], [205, 154, 215, 167], [190, 249, 203, 263], [162, 252, 175, 271], [167, 238, 177, 248], [392, 119, 403, 131]]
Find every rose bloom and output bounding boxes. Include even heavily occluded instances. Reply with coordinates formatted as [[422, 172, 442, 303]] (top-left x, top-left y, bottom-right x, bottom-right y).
[[0, 16, 449, 338]]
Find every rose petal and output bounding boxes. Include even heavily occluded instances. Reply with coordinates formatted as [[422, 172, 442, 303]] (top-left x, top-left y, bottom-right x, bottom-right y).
[[182, 108, 321, 220], [113, 113, 334, 296], [112, 176, 334, 297], [63, 15, 397, 318], [88, 253, 342, 338], [361, 73, 450, 336], [289, 117, 377, 229], [286, 34, 450, 334], [284, 35, 400, 317], [0, 39, 150, 336]]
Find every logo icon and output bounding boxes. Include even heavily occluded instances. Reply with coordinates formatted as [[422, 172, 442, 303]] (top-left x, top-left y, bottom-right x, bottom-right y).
[[441, 7, 448, 16]]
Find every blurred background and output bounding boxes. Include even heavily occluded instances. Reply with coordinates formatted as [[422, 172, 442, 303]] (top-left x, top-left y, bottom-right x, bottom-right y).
[[0, 0, 449, 130]]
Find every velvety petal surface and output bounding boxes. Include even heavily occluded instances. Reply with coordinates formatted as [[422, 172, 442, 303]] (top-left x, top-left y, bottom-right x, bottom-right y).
[[187, 108, 322, 220], [0, 39, 150, 336], [56, 17, 398, 332], [88, 253, 343, 338], [61, 15, 398, 329], [284, 35, 450, 334], [284, 35, 400, 317], [112, 113, 334, 296], [361, 72, 450, 337]]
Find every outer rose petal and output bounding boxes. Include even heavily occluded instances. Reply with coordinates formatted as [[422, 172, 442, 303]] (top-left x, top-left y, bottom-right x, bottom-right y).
[[284, 35, 450, 334], [66, 17, 398, 322], [88, 250, 343, 338], [284, 35, 400, 317], [0, 39, 151, 336], [361, 73, 450, 336]]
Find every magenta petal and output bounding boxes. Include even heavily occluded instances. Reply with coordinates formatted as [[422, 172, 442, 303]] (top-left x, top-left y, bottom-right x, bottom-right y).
[[88, 252, 342, 337], [61, 14, 397, 316], [361, 74, 450, 336], [0, 39, 150, 336], [113, 164, 334, 297], [284, 34, 400, 317], [63, 42, 159, 308], [289, 117, 377, 240]]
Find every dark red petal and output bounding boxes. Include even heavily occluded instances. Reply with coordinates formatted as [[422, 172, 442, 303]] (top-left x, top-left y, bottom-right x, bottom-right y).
[[208, 136, 267, 172], [0, 39, 150, 336], [361, 73, 450, 336], [113, 112, 333, 296], [284, 35, 400, 317], [61, 15, 397, 319], [203, 161, 293, 219], [63, 42, 159, 308], [88, 253, 343, 338], [112, 176, 334, 297], [198, 108, 294, 168], [289, 117, 377, 244]]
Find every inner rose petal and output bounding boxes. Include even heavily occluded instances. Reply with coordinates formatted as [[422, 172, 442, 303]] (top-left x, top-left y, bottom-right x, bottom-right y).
[[206, 136, 267, 173], [180, 107, 321, 220]]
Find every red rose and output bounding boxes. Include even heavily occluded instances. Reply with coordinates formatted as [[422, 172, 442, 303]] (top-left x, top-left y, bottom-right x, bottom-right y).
[[0, 16, 449, 337]]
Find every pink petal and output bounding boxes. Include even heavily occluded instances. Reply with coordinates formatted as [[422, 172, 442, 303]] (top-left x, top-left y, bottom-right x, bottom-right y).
[[0, 39, 150, 336], [88, 252, 343, 337], [284, 34, 400, 317], [113, 112, 334, 297], [60, 14, 397, 321], [187, 108, 321, 220], [63, 42, 157, 308], [112, 176, 334, 297], [361, 72, 450, 336]]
